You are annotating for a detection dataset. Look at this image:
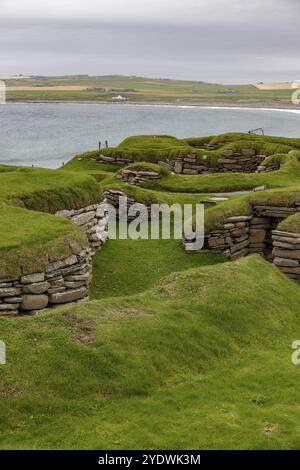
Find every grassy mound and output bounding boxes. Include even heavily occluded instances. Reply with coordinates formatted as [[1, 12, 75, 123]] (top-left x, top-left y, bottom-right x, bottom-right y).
[[1, 256, 300, 449], [118, 134, 187, 150], [278, 213, 300, 234], [0, 166, 102, 278], [207, 132, 300, 150], [0, 166, 102, 213], [0, 204, 87, 278]]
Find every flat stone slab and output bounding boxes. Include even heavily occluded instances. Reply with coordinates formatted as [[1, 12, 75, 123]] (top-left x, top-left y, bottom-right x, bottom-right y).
[[272, 248, 300, 260], [273, 257, 299, 267], [21, 294, 49, 311], [23, 281, 50, 294], [50, 287, 87, 304], [21, 272, 45, 284], [227, 216, 252, 222]]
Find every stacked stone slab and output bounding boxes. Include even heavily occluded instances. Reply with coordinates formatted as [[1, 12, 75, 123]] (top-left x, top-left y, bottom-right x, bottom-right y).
[[205, 216, 251, 260], [166, 149, 266, 174], [56, 202, 109, 252], [218, 149, 266, 173], [257, 162, 281, 173], [0, 248, 92, 317], [253, 205, 297, 219], [117, 167, 160, 185], [104, 189, 151, 221], [272, 230, 300, 280], [248, 216, 271, 256]]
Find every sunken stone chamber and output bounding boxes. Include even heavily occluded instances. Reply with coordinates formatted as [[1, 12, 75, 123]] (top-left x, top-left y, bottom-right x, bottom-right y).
[[183, 203, 300, 282]]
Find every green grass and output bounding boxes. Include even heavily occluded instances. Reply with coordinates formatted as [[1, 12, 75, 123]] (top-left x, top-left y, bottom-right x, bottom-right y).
[[0, 166, 102, 212], [91, 225, 224, 299], [61, 152, 119, 177], [1, 256, 300, 449], [0, 204, 87, 278]]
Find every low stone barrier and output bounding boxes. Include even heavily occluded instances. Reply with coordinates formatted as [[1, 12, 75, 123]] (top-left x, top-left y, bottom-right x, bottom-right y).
[[0, 248, 92, 317], [94, 153, 134, 166], [95, 148, 267, 174], [161, 149, 266, 174], [56, 201, 109, 252], [104, 189, 151, 221], [117, 167, 160, 185]]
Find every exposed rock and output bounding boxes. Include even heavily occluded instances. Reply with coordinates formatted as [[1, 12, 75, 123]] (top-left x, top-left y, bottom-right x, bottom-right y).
[[0, 287, 20, 298], [64, 280, 86, 289], [0, 303, 20, 311], [272, 248, 300, 260], [23, 281, 50, 294], [3, 297, 22, 304], [21, 294, 49, 311], [65, 273, 90, 282], [50, 287, 87, 304], [20, 272, 45, 284], [72, 211, 95, 226], [273, 257, 299, 267], [227, 216, 252, 223]]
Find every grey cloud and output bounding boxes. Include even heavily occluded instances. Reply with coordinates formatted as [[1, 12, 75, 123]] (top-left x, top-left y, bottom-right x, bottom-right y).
[[0, 0, 299, 83]]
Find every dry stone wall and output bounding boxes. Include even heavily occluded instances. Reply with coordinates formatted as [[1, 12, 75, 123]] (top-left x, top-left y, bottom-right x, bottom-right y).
[[94, 148, 267, 174], [104, 189, 151, 221], [170, 149, 265, 174], [169, 149, 266, 174], [56, 202, 109, 253], [0, 248, 92, 317], [183, 203, 300, 282], [117, 167, 160, 185]]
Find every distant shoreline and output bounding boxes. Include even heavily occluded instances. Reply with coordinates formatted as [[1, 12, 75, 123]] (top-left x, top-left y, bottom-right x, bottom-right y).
[[5, 99, 300, 112]]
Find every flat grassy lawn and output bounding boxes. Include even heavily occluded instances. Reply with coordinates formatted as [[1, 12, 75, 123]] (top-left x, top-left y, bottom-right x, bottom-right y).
[[90, 230, 224, 299], [1, 256, 300, 449]]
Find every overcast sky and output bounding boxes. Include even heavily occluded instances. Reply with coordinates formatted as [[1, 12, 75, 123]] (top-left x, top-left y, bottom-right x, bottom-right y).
[[1, 0, 299, 83]]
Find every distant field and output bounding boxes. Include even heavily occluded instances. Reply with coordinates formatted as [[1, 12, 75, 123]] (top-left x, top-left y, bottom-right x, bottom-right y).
[[7, 86, 88, 91], [4, 75, 297, 106], [255, 82, 299, 91]]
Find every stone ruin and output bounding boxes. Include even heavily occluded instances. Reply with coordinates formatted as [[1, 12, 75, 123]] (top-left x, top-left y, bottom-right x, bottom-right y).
[[183, 203, 300, 282]]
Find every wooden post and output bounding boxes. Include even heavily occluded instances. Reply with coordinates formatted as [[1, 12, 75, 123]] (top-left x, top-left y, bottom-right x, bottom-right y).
[[105, 140, 108, 148]]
